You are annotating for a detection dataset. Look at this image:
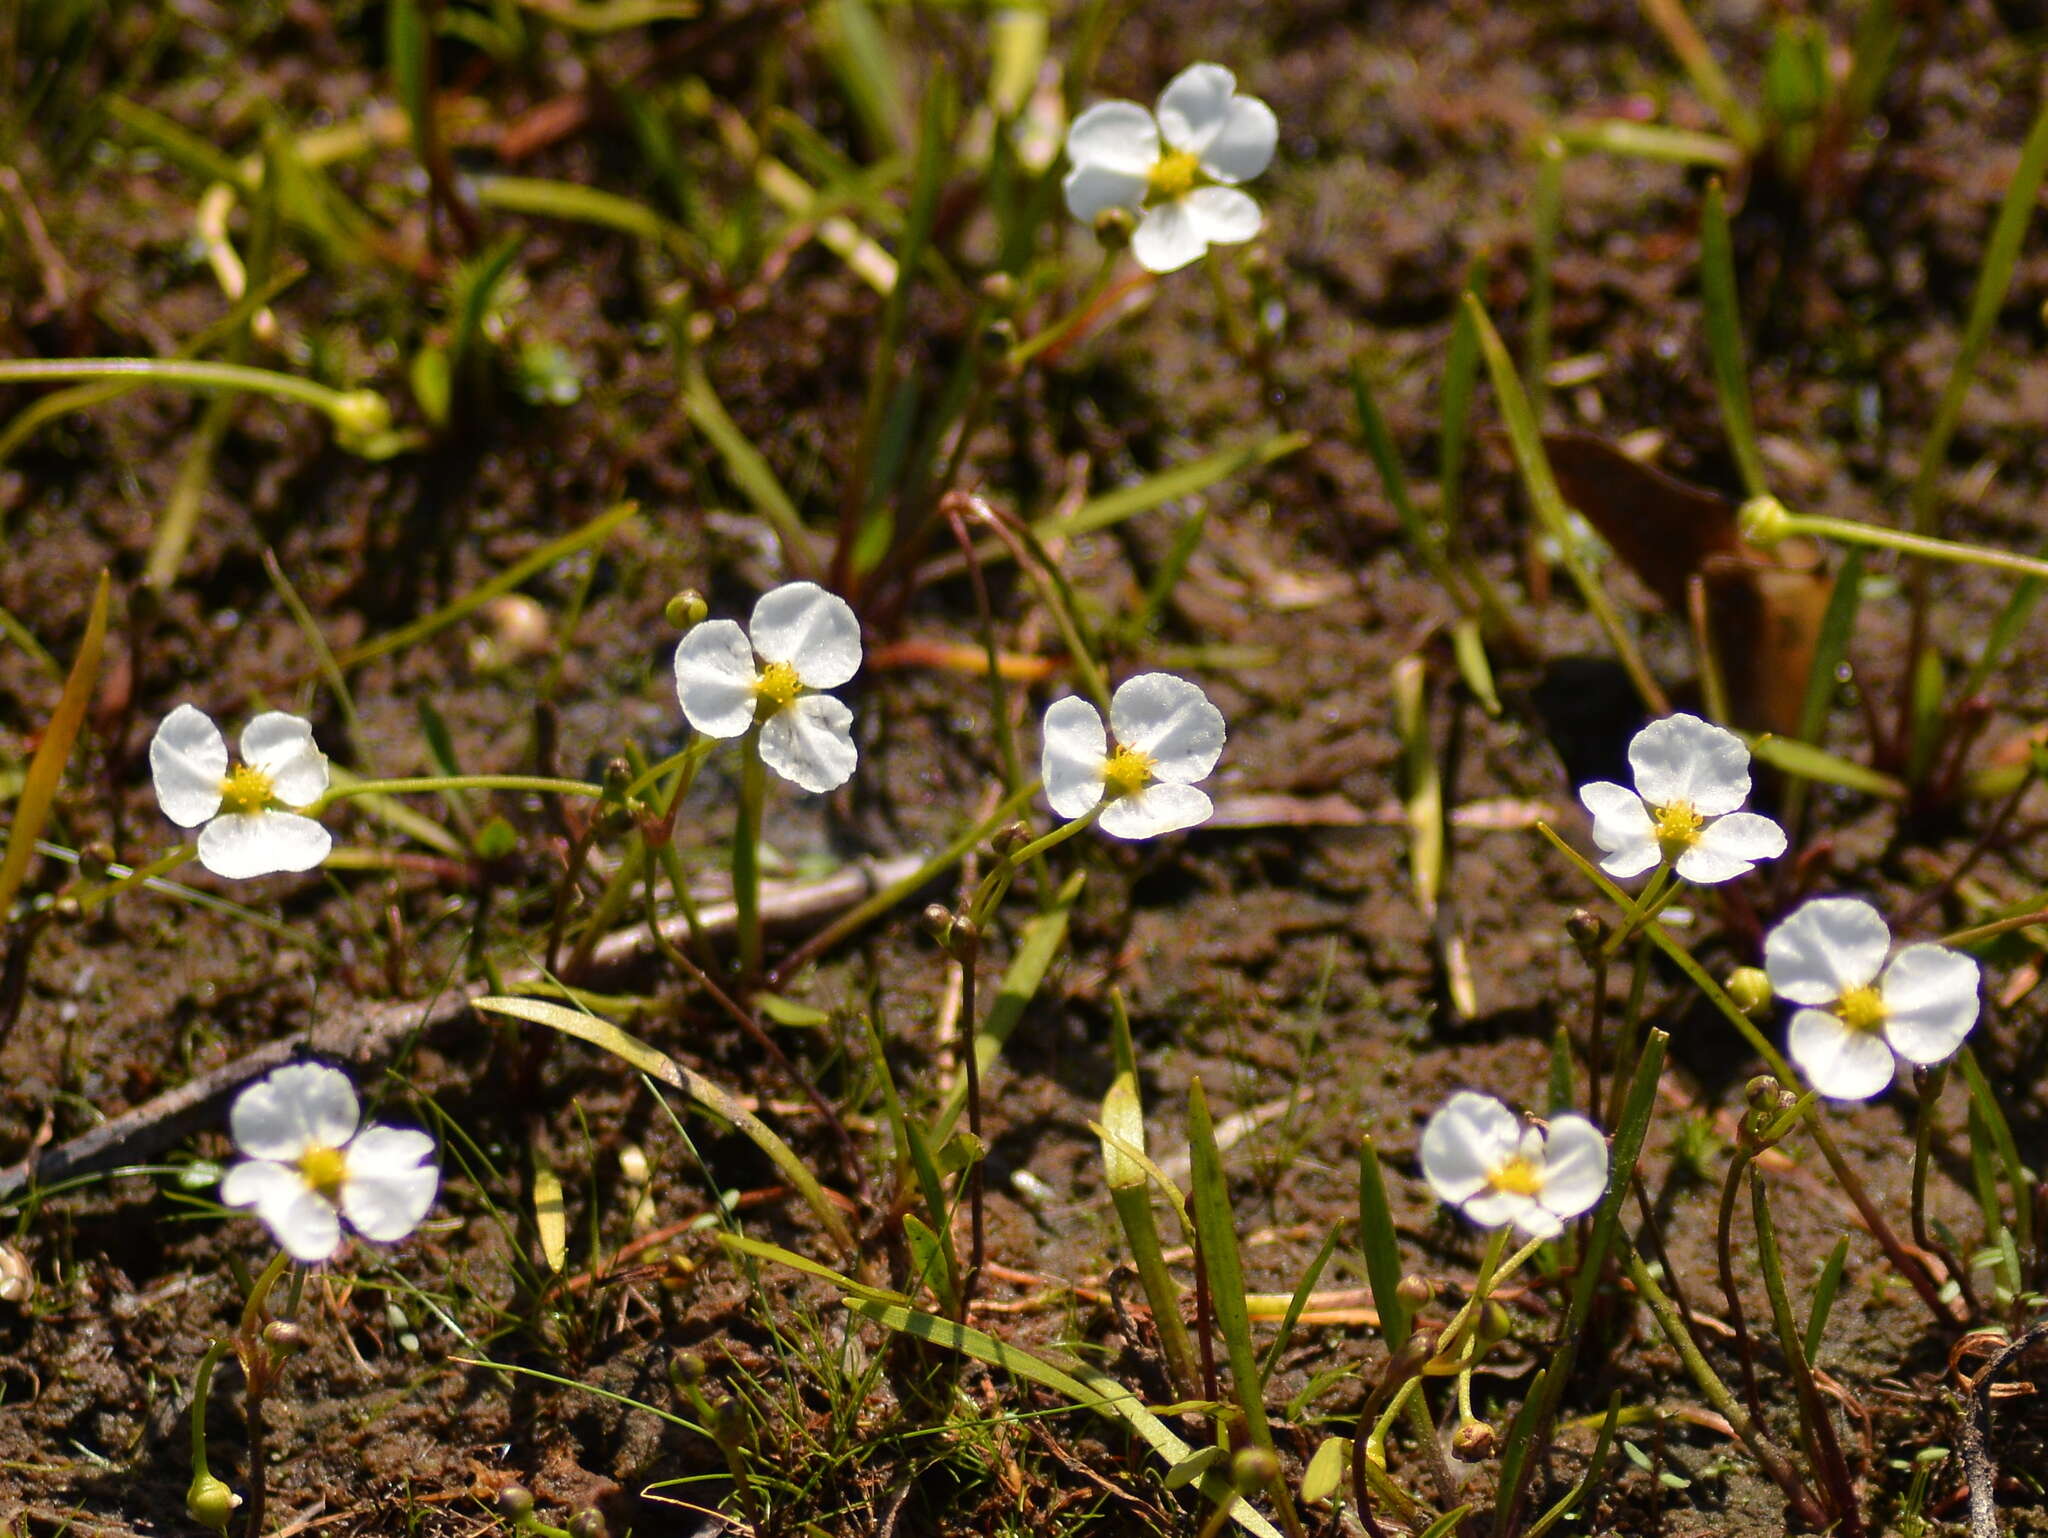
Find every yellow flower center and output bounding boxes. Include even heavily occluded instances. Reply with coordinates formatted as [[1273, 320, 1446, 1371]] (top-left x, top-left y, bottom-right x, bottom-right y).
[[1487, 1156, 1545, 1198], [1147, 149, 1202, 202], [1836, 984, 1887, 1034], [296, 1145, 348, 1201], [219, 763, 277, 816], [1102, 744, 1155, 800], [1652, 801, 1703, 861], [754, 660, 804, 715]]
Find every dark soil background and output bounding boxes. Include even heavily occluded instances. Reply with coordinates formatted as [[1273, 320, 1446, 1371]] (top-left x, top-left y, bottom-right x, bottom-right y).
[[3, 0, 2048, 1534]]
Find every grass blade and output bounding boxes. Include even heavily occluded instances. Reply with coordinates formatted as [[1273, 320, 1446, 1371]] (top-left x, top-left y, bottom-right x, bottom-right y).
[[1701, 179, 1768, 500], [0, 570, 109, 917]]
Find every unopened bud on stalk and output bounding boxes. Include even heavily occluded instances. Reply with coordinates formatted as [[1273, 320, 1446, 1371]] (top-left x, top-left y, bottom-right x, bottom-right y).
[[1395, 1273, 1434, 1309], [567, 1509, 608, 1538], [186, 1472, 241, 1532], [1565, 909, 1607, 959], [1745, 1075, 1784, 1113], [1230, 1446, 1281, 1494], [331, 389, 393, 446], [1477, 1299, 1512, 1349], [80, 840, 115, 880], [979, 272, 1019, 309], [1726, 966, 1774, 1018], [922, 904, 957, 946], [0, 1243, 30, 1304], [262, 1320, 307, 1356], [1452, 1420, 1499, 1460], [664, 590, 709, 630], [1737, 494, 1794, 547], [496, 1485, 535, 1521], [601, 758, 633, 807], [992, 822, 1034, 859], [1092, 206, 1137, 250]]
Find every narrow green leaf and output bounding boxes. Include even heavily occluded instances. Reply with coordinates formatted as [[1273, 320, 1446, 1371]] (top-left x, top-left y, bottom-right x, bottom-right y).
[[475, 175, 691, 255], [901, 1212, 957, 1314], [1797, 548, 1863, 744], [1351, 358, 1450, 589], [1701, 180, 1768, 500], [1052, 433, 1309, 542], [1801, 1235, 1849, 1364], [1255, 1227, 1338, 1391], [1300, 1437, 1348, 1506], [1744, 732, 1904, 799], [1522, 1391, 1621, 1538], [677, 356, 814, 570], [1956, 1047, 2035, 1255], [1356, 1137, 1410, 1349], [533, 1152, 567, 1273], [1553, 117, 1744, 168], [0, 571, 109, 917]]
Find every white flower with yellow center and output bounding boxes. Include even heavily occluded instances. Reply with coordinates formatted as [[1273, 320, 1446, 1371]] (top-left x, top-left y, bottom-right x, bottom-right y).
[[1042, 673, 1225, 839], [221, 1064, 439, 1263], [672, 581, 863, 793], [149, 704, 332, 880], [1577, 713, 1786, 884], [1420, 1092, 1609, 1238], [1063, 62, 1277, 274], [1766, 897, 1981, 1101]]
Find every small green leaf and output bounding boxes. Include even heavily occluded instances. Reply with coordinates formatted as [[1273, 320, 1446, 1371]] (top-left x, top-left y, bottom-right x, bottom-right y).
[[1300, 1436, 1348, 1506], [0, 571, 109, 917], [533, 1152, 567, 1274]]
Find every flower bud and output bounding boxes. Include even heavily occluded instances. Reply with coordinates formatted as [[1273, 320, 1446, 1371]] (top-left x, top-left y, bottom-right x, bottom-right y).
[[601, 757, 634, 807], [1395, 1273, 1434, 1309], [1744, 1074, 1784, 1113], [331, 389, 393, 446], [567, 1510, 608, 1538], [262, 1320, 307, 1356], [1737, 494, 1794, 547], [496, 1484, 536, 1521], [979, 272, 1019, 309], [665, 590, 709, 630], [0, 1244, 31, 1304], [1231, 1446, 1281, 1493], [1566, 909, 1607, 959], [1726, 966, 1774, 1018], [671, 1352, 707, 1386], [187, 1472, 241, 1531], [1478, 1299, 1512, 1349], [1092, 206, 1137, 250], [991, 822, 1035, 858], [1452, 1420, 1499, 1461], [618, 1144, 650, 1186]]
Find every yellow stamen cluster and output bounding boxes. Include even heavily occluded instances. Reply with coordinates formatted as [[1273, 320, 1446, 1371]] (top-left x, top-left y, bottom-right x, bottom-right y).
[[218, 763, 277, 816], [1102, 744, 1155, 800], [754, 660, 804, 715], [296, 1145, 348, 1200], [1836, 984, 1887, 1034], [1486, 1155, 1545, 1198], [1652, 801, 1704, 861], [1147, 149, 1202, 202]]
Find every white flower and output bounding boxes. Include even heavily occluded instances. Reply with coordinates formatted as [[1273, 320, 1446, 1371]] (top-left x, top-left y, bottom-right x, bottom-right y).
[[1063, 62, 1277, 274], [1042, 673, 1225, 839], [672, 581, 862, 793], [149, 704, 332, 880], [1420, 1092, 1609, 1239], [1766, 897, 1980, 1101], [221, 1064, 438, 1263], [1577, 713, 1786, 884]]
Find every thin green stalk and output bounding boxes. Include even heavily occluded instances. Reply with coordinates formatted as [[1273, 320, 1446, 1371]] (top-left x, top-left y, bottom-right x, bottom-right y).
[[1523, 138, 1564, 417], [237, 1249, 294, 1336], [1006, 249, 1119, 370], [0, 357, 384, 434], [310, 773, 604, 813], [1763, 509, 2048, 583], [1700, 178, 1768, 500], [734, 731, 767, 979]]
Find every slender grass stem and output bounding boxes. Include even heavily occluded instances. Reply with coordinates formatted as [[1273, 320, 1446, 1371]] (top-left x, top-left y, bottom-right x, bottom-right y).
[[0, 358, 383, 432], [313, 774, 603, 812]]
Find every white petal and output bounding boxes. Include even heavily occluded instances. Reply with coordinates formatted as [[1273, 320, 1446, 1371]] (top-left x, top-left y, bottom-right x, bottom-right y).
[[1109, 673, 1225, 782], [1536, 1116, 1609, 1221], [1578, 781, 1659, 877], [221, 1158, 302, 1212], [1063, 162, 1149, 223], [1881, 945, 1980, 1065], [1182, 186, 1262, 246], [1461, 1187, 1543, 1233], [231, 1063, 360, 1160], [1628, 713, 1752, 817], [1673, 812, 1785, 884], [1504, 1198, 1565, 1240], [1788, 1008, 1895, 1101], [1198, 94, 1279, 184], [1420, 1092, 1518, 1206], [149, 704, 228, 827], [749, 582, 862, 689], [1131, 201, 1208, 274], [198, 810, 330, 879], [1041, 696, 1108, 819], [759, 694, 857, 793], [1099, 781, 1212, 839], [342, 1126, 439, 1242], [241, 713, 328, 805], [1155, 63, 1237, 155], [1765, 897, 1889, 1005], [266, 1186, 344, 1263], [1064, 99, 1160, 175], [673, 619, 761, 738]]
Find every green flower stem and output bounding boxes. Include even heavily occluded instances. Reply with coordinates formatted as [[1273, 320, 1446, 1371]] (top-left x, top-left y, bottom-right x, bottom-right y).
[[312, 773, 604, 813], [626, 737, 718, 803], [734, 730, 767, 978], [0, 357, 375, 426], [966, 808, 1097, 930], [1602, 865, 1678, 956], [74, 842, 196, 913], [1909, 1063, 1978, 1317], [237, 1249, 294, 1337], [1626, 1246, 1827, 1527], [189, 1336, 232, 1480], [1006, 249, 1121, 370], [1771, 510, 2048, 584]]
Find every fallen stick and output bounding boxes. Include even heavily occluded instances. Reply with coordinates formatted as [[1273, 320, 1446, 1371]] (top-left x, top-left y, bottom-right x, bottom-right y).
[[0, 854, 921, 1204], [1957, 1317, 2048, 1538]]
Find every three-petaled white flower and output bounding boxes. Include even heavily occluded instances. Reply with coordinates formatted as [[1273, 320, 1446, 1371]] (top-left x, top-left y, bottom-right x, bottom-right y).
[[149, 705, 332, 880], [1042, 673, 1225, 839], [1765, 897, 1980, 1101], [1578, 713, 1786, 884], [221, 1064, 439, 1263], [1063, 62, 1278, 274], [1420, 1092, 1609, 1238], [673, 581, 863, 793]]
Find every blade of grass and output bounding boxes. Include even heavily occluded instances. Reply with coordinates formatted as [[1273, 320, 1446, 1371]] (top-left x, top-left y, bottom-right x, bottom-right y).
[[0, 571, 108, 917], [675, 353, 816, 573], [1801, 1235, 1849, 1364], [1553, 117, 1744, 169], [1701, 179, 1768, 500]]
